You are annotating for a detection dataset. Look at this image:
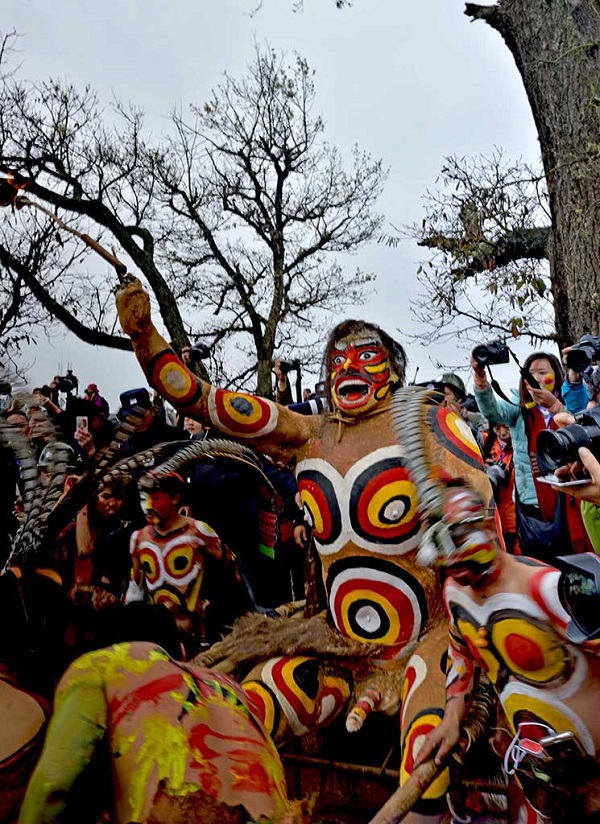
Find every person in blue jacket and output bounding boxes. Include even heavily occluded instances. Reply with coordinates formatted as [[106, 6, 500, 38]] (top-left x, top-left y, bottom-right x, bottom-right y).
[[471, 350, 588, 557]]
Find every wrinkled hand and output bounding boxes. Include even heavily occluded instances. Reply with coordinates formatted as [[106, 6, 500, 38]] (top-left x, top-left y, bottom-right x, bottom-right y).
[[115, 275, 152, 340], [414, 713, 461, 767]]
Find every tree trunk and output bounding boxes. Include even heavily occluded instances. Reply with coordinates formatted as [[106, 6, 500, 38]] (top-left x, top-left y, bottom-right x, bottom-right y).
[[466, 0, 600, 350]]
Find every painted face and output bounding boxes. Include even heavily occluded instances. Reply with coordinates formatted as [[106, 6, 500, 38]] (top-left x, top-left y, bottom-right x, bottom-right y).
[[528, 358, 555, 393], [437, 487, 499, 575], [330, 336, 396, 415], [140, 490, 178, 528]]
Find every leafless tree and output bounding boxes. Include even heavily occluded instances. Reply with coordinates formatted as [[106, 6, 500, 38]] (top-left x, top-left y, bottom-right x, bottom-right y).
[[0, 43, 384, 394], [400, 150, 554, 347]]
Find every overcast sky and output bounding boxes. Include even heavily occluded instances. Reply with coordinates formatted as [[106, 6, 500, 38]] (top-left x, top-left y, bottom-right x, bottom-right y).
[[7, 0, 541, 408]]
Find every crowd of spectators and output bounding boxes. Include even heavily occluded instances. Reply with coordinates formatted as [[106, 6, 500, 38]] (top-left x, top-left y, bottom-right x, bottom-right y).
[[3, 340, 600, 823]]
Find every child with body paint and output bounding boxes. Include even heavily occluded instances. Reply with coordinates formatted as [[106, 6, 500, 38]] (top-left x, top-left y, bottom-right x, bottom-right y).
[[125, 471, 224, 654]]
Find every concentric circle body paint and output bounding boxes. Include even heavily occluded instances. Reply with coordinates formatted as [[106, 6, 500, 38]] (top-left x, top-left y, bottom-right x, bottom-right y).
[[296, 467, 342, 547], [296, 447, 421, 557], [260, 657, 321, 736], [207, 387, 278, 438], [148, 350, 202, 407], [400, 708, 449, 815], [243, 680, 283, 742], [349, 457, 420, 545], [427, 406, 485, 470], [327, 557, 428, 654]]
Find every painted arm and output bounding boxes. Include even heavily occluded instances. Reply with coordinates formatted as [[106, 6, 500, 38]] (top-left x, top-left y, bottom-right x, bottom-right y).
[[125, 531, 145, 603], [195, 520, 224, 562], [18, 669, 107, 824], [115, 277, 315, 458], [414, 630, 477, 767]]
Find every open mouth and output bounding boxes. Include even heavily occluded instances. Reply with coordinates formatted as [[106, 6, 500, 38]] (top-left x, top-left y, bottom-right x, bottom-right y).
[[335, 377, 372, 406]]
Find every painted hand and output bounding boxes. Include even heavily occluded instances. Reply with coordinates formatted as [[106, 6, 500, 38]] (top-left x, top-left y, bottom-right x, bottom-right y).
[[115, 275, 152, 340], [413, 713, 461, 767]]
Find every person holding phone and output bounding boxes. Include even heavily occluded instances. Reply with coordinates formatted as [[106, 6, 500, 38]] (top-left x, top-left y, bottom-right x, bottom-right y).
[[472, 350, 590, 557]]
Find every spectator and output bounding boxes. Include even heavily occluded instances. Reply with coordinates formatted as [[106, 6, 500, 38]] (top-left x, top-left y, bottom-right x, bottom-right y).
[[584, 364, 600, 411], [439, 372, 486, 444], [482, 421, 519, 553], [83, 383, 110, 418], [71, 398, 116, 463], [561, 365, 591, 414], [53, 473, 140, 600], [116, 387, 180, 455], [472, 350, 590, 558], [182, 415, 210, 440], [273, 360, 294, 405]]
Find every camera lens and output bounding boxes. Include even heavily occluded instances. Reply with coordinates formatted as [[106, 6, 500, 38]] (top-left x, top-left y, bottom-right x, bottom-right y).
[[537, 418, 600, 471], [536, 429, 578, 470], [472, 345, 490, 366], [566, 346, 594, 373]]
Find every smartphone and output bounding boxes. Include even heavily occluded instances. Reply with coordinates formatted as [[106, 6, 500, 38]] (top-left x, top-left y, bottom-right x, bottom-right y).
[[538, 474, 590, 487], [521, 368, 540, 390], [76, 415, 89, 434], [539, 731, 587, 759]]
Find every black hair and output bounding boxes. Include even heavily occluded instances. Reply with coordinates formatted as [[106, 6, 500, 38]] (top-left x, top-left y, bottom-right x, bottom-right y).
[[518, 351, 565, 409], [137, 471, 185, 497], [321, 319, 407, 408]]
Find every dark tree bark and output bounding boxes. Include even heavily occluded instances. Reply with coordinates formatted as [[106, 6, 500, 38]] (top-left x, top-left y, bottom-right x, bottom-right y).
[[466, 0, 600, 349]]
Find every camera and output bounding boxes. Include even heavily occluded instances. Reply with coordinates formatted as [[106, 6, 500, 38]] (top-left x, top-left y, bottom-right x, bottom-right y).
[[471, 339, 510, 367], [187, 342, 210, 363], [276, 359, 301, 375], [537, 411, 600, 472], [56, 369, 79, 394], [565, 335, 600, 373]]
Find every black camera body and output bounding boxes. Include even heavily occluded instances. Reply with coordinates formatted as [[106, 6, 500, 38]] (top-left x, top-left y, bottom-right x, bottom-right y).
[[472, 339, 510, 367], [565, 335, 600, 373], [277, 359, 301, 375], [187, 342, 210, 363], [537, 410, 600, 472], [56, 369, 79, 394]]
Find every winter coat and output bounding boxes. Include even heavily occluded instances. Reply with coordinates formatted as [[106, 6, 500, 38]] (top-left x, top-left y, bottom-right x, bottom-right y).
[[473, 385, 539, 507]]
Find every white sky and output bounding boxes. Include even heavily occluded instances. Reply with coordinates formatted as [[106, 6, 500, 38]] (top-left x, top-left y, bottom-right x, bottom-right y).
[[7, 0, 542, 409]]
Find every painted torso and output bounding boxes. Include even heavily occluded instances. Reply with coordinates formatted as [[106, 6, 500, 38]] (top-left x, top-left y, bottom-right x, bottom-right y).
[[59, 643, 290, 824], [296, 406, 488, 657], [445, 560, 600, 757], [130, 521, 219, 614]]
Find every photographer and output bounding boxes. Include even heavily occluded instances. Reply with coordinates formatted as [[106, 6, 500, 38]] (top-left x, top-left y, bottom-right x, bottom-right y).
[[561, 335, 600, 414], [273, 359, 294, 405], [472, 348, 590, 557], [541, 411, 600, 553]]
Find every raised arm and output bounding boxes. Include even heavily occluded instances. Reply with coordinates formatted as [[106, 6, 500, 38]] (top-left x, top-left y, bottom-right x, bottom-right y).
[[115, 276, 315, 459]]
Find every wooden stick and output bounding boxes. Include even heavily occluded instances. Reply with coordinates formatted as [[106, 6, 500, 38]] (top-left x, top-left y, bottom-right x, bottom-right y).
[[16, 195, 128, 282]]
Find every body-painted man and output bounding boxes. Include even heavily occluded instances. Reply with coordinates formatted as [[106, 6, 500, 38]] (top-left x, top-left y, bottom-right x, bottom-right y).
[[116, 277, 493, 822], [415, 483, 600, 823], [18, 638, 307, 824], [126, 471, 223, 653]]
